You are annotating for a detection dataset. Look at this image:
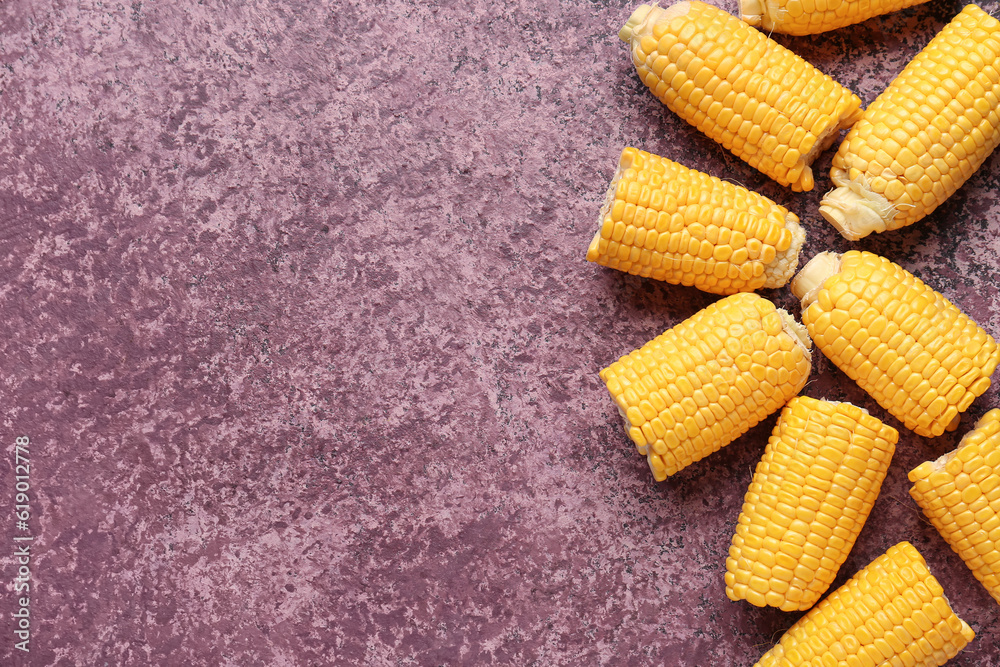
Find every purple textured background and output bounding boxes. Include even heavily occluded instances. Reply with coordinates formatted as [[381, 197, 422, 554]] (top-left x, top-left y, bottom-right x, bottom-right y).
[[1, 0, 1000, 664]]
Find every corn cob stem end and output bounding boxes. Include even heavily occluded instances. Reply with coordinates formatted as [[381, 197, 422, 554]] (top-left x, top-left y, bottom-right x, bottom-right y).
[[619, 3, 690, 43], [790, 251, 841, 308], [763, 215, 805, 289], [777, 307, 812, 357], [738, 0, 787, 32], [819, 185, 894, 241], [739, 0, 764, 26], [587, 155, 630, 262]]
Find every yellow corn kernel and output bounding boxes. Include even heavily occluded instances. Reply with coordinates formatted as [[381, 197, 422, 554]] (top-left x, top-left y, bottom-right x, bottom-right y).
[[754, 542, 976, 666], [586, 147, 806, 294], [910, 409, 1000, 604], [791, 251, 1000, 437], [821, 5, 1000, 239], [727, 396, 898, 611], [619, 2, 862, 191], [740, 0, 932, 36], [601, 293, 812, 479]]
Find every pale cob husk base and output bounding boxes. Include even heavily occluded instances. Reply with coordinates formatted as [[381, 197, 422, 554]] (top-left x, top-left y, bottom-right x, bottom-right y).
[[791, 251, 1000, 436], [738, 0, 786, 32], [778, 308, 811, 353], [819, 177, 896, 241], [727, 396, 898, 611], [789, 250, 841, 309], [588, 148, 806, 293], [754, 542, 976, 666], [909, 408, 1000, 605], [619, 2, 862, 191]]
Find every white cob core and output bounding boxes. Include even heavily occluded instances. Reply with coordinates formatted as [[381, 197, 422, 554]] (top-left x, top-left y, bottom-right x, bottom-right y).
[[790, 251, 842, 308], [819, 181, 895, 241], [777, 308, 812, 359]]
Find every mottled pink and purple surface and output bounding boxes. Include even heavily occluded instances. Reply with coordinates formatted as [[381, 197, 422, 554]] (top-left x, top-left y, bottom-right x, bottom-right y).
[[1, 0, 1000, 664]]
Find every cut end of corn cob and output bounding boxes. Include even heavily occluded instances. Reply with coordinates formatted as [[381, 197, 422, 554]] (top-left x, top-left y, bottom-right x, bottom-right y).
[[793, 250, 1000, 437], [620, 1, 862, 191], [789, 250, 840, 307], [738, 0, 763, 26], [776, 307, 810, 353], [765, 218, 805, 289], [619, 3, 687, 43], [587, 147, 806, 293], [910, 408, 1000, 605], [738, 0, 787, 32], [618, 4, 650, 43], [825, 4, 1000, 238], [727, 396, 898, 611], [754, 542, 976, 666], [600, 293, 811, 479], [819, 180, 896, 241]]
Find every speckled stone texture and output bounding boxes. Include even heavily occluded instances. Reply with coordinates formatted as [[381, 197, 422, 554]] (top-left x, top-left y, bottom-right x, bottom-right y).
[[2, 0, 1000, 664]]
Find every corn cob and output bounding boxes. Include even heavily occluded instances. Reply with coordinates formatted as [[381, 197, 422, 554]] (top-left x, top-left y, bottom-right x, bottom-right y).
[[586, 148, 806, 294], [740, 0, 932, 36], [821, 4, 1000, 240], [754, 542, 975, 666], [910, 408, 1000, 605], [600, 292, 811, 480], [727, 396, 898, 611], [619, 1, 863, 191], [791, 250, 1000, 437]]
